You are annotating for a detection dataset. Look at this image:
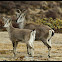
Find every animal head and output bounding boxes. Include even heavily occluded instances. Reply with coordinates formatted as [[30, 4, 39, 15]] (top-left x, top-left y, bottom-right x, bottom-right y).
[[17, 13, 25, 24], [15, 9, 27, 24], [3, 17, 11, 28], [3, 17, 8, 24]]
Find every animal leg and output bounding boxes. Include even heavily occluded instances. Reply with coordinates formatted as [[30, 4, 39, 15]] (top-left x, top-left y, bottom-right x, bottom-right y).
[[47, 39, 52, 48], [29, 44, 34, 57], [26, 44, 31, 55], [12, 42, 17, 57], [42, 39, 51, 58], [16, 42, 18, 53], [48, 47, 51, 58]]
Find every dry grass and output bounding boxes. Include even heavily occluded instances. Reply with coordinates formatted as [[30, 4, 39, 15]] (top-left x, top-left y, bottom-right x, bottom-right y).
[[0, 32, 62, 61]]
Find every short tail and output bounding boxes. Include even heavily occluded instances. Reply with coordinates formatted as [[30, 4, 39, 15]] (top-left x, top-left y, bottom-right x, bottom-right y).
[[48, 29, 54, 41], [51, 30, 54, 36]]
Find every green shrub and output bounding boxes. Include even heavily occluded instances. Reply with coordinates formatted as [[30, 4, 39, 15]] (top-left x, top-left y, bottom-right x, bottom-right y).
[[35, 17, 62, 30]]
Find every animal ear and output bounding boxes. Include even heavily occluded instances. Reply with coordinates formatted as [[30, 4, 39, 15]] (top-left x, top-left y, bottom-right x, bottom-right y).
[[23, 10, 27, 16], [3, 17, 8, 22], [21, 10, 27, 17], [3, 17, 6, 20], [7, 17, 12, 22], [16, 9, 21, 14], [15, 9, 21, 17]]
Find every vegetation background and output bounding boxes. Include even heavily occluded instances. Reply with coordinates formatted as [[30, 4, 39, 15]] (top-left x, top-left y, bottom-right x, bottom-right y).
[[0, 1, 62, 33]]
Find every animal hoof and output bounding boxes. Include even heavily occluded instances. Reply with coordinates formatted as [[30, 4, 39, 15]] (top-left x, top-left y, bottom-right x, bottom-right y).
[[48, 55, 50, 58]]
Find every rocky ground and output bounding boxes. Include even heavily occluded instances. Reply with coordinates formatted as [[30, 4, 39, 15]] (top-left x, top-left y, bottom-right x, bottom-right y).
[[0, 32, 62, 61]]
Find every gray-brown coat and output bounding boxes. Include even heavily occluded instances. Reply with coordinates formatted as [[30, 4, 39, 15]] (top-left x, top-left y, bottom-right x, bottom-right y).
[[3, 17, 36, 57]]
